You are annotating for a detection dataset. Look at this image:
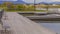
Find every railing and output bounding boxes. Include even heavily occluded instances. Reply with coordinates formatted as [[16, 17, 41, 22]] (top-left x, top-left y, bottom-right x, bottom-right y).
[[0, 9, 12, 34]]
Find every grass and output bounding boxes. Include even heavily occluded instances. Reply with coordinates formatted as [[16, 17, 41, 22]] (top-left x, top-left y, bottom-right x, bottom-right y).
[[0, 6, 47, 12], [6, 10, 47, 12]]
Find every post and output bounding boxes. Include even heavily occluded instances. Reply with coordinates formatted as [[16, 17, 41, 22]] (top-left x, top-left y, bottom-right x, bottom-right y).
[[34, 0, 36, 11], [56, 33, 58, 34], [0, 9, 4, 25]]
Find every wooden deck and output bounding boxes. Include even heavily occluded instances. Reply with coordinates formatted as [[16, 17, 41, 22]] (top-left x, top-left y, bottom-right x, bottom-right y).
[[1, 12, 56, 34]]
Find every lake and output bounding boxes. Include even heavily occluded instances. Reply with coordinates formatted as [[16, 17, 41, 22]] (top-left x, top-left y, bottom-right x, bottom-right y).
[[37, 21, 60, 34], [19, 11, 60, 34]]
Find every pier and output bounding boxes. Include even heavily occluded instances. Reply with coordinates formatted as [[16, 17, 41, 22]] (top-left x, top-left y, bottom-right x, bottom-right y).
[[0, 11, 56, 34]]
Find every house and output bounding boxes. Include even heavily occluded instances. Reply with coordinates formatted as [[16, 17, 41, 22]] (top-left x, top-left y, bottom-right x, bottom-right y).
[[35, 4, 47, 10], [52, 4, 59, 6]]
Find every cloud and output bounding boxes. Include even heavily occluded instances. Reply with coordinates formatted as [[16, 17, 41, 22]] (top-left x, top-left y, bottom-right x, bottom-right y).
[[23, 0, 60, 3], [23, 0, 34, 3], [23, 0, 44, 3], [35, 0, 44, 3], [52, 0, 60, 2]]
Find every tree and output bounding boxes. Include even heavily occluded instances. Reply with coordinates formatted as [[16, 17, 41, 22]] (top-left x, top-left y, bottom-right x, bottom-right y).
[[27, 5, 34, 11], [17, 4, 25, 11], [2, 2, 13, 7]]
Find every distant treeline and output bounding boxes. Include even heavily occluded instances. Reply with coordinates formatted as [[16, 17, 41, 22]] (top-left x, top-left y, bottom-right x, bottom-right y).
[[0, 2, 60, 11], [0, 2, 35, 11]]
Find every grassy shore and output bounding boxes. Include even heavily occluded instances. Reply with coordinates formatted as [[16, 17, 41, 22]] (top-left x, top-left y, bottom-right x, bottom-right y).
[[5, 9, 47, 12]]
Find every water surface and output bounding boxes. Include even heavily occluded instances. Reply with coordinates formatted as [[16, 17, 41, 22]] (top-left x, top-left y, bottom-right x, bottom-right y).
[[37, 21, 60, 34]]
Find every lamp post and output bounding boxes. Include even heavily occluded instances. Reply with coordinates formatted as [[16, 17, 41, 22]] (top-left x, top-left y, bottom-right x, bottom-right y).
[[56, 33, 58, 34], [34, 0, 36, 11]]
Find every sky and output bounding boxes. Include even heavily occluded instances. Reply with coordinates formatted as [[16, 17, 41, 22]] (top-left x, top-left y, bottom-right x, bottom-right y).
[[23, 0, 60, 3], [0, 0, 60, 3], [0, 0, 17, 1]]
